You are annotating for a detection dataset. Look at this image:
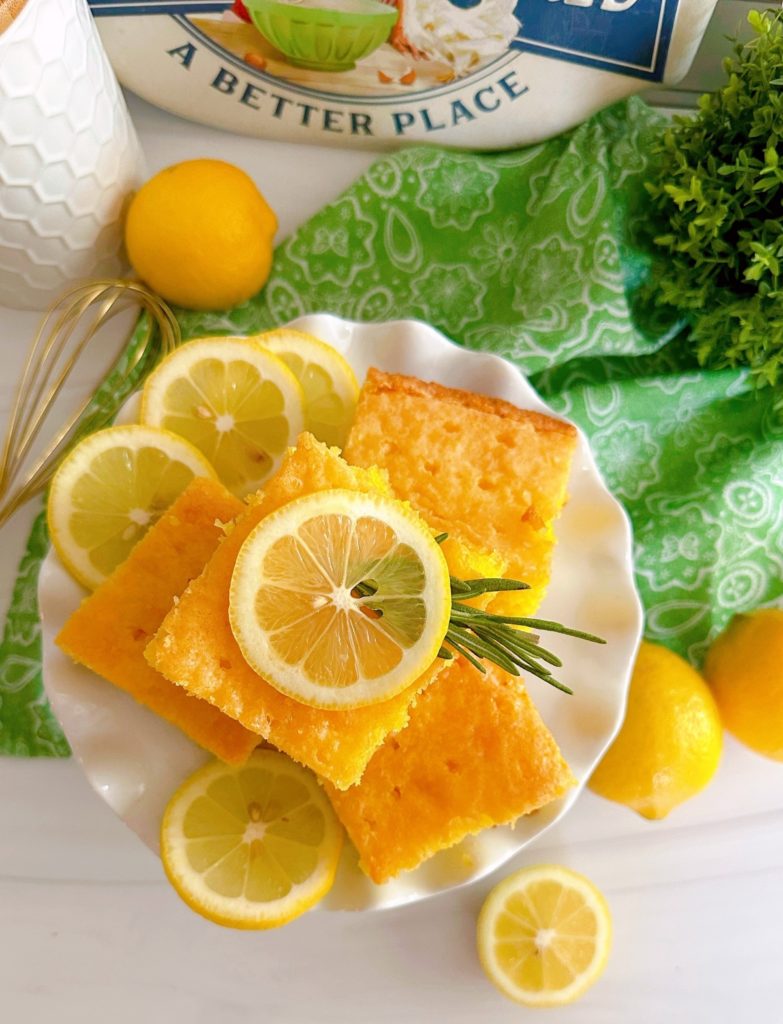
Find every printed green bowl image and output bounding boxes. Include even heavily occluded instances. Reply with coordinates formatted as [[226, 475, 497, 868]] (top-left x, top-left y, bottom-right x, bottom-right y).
[[244, 0, 399, 72]]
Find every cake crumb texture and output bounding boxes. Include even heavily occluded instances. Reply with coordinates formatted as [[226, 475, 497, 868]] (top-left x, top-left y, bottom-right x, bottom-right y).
[[56, 477, 260, 764], [145, 433, 480, 790], [326, 658, 575, 883], [344, 368, 578, 616]]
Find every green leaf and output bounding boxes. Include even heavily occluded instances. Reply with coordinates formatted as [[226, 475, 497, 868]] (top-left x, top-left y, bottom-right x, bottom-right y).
[[642, 8, 783, 386]]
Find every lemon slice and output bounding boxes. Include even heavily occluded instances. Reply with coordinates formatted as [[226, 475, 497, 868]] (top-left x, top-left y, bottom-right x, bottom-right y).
[[140, 337, 305, 497], [256, 329, 359, 448], [229, 488, 451, 709], [477, 865, 612, 1008], [161, 749, 343, 929], [47, 424, 216, 590]]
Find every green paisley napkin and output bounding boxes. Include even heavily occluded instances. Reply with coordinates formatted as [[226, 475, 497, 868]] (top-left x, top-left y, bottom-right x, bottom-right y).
[[3, 97, 782, 757]]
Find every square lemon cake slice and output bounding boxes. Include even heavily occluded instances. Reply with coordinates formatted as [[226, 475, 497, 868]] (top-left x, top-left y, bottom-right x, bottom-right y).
[[56, 477, 260, 764], [146, 434, 496, 790], [344, 369, 578, 616], [325, 658, 575, 883]]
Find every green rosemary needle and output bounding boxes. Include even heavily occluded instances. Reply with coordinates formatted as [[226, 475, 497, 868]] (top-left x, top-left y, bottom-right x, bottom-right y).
[[435, 533, 604, 693], [354, 533, 605, 695], [443, 587, 604, 695]]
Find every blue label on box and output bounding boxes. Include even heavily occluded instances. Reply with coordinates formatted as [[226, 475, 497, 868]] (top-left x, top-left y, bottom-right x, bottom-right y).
[[509, 0, 679, 82], [89, 0, 231, 15], [89, 0, 679, 82]]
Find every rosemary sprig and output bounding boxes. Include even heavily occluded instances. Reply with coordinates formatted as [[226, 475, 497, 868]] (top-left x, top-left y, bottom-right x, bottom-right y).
[[355, 534, 606, 695], [443, 593, 605, 695], [437, 533, 604, 693]]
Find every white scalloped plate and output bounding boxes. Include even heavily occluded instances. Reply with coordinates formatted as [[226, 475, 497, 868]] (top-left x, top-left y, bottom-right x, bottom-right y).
[[39, 314, 642, 912]]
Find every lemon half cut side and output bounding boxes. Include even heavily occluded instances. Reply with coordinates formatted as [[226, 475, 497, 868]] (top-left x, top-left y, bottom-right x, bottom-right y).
[[141, 336, 305, 497], [478, 864, 612, 1008], [47, 424, 216, 590], [229, 488, 452, 709], [161, 749, 343, 929], [256, 329, 359, 449]]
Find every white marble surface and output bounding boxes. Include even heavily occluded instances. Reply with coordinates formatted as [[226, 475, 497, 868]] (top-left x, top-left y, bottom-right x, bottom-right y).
[[1, 92, 782, 1024]]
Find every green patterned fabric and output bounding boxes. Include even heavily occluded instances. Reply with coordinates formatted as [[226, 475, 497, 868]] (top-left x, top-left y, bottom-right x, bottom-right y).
[[0, 327, 156, 755], [3, 97, 782, 757]]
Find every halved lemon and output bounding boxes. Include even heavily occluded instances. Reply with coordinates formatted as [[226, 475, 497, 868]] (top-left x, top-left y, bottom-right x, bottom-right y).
[[256, 329, 359, 449], [47, 424, 216, 590], [140, 336, 305, 497], [229, 488, 451, 709], [161, 749, 343, 929], [477, 864, 612, 1008]]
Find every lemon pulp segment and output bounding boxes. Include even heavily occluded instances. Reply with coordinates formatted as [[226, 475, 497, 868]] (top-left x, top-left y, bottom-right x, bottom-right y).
[[47, 424, 216, 590], [141, 337, 304, 497], [161, 749, 343, 929], [229, 488, 451, 709], [478, 864, 612, 1007], [256, 329, 359, 448]]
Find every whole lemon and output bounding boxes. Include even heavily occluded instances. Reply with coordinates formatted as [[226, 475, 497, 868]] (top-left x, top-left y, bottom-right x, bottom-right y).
[[704, 609, 783, 761], [125, 159, 277, 310], [589, 641, 722, 819]]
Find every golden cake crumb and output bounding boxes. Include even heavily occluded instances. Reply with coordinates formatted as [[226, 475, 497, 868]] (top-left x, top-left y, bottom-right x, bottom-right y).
[[146, 434, 496, 790], [344, 368, 578, 616], [325, 658, 575, 883], [56, 477, 260, 764]]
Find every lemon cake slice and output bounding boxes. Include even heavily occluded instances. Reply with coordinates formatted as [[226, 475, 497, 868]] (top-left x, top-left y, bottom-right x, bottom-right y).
[[146, 434, 499, 790], [325, 658, 575, 883], [344, 369, 578, 616], [56, 477, 260, 764]]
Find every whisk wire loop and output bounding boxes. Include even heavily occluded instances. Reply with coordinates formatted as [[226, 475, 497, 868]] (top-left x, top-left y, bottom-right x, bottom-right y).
[[0, 279, 180, 528]]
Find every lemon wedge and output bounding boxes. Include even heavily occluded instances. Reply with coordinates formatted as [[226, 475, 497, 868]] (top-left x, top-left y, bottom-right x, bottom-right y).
[[47, 424, 216, 590], [161, 749, 343, 929], [140, 337, 305, 497], [229, 488, 451, 709], [256, 329, 359, 449], [477, 864, 612, 1008]]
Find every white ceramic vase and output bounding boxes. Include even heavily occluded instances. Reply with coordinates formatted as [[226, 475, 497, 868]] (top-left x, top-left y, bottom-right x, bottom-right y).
[[0, 0, 145, 310]]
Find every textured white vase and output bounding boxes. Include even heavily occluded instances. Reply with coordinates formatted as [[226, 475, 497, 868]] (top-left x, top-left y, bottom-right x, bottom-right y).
[[0, 0, 145, 310]]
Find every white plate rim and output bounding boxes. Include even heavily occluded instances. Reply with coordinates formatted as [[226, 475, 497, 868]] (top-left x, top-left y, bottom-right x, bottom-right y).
[[38, 313, 643, 912]]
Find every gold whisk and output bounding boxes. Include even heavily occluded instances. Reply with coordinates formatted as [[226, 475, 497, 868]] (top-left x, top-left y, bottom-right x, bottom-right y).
[[0, 279, 179, 528]]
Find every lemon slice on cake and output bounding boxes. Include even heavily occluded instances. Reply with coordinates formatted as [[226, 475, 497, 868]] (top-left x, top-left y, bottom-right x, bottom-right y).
[[256, 329, 359, 448], [229, 488, 451, 709], [477, 864, 612, 1008], [161, 750, 343, 929], [48, 424, 216, 590], [140, 337, 305, 497]]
